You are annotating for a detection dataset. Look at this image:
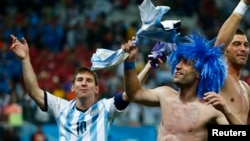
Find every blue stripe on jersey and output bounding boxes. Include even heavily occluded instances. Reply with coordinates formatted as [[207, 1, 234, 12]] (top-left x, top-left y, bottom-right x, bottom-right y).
[[51, 97, 118, 141], [90, 104, 98, 141], [76, 109, 85, 138], [76, 111, 86, 141], [65, 105, 75, 140], [104, 107, 109, 140]]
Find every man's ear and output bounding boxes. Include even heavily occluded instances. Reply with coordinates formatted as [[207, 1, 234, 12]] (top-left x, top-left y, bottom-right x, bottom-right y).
[[224, 50, 228, 57], [95, 85, 99, 95], [71, 85, 74, 92], [196, 71, 200, 79]]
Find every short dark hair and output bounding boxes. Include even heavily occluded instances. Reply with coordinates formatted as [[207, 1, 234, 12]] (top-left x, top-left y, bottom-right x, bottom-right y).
[[72, 66, 99, 85], [236, 28, 246, 35]]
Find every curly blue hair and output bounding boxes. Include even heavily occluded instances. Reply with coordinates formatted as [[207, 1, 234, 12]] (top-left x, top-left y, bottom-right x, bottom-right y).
[[167, 34, 227, 99]]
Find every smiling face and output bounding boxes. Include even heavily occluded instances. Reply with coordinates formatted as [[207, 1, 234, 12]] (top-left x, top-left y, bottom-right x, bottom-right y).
[[168, 34, 227, 98], [225, 34, 249, 68], [71, 67, 99, 100], [173, 58, 199, 87]]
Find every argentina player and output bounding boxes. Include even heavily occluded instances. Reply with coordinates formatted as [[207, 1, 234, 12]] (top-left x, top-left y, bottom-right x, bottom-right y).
[[10, 34, 161, 141]]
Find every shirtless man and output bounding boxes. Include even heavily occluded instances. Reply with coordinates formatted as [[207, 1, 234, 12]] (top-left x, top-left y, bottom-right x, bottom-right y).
[[122, 34, 230, 141], [204, 0, 250, 124]]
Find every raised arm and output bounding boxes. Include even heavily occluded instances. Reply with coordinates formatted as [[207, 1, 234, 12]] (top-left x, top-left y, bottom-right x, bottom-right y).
[[10, 34, 45, 109], [210, 0, 250, 124], [122, 39, 160, 106], [215, 0, 250, 48], [137, 61, 152, 84]]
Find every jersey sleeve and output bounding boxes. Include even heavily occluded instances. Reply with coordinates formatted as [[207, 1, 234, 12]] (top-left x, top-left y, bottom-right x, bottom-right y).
[[44, 91, 70, 117]]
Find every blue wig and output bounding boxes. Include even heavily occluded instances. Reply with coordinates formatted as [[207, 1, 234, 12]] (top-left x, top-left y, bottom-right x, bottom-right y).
[[167, 34, 227, 99]]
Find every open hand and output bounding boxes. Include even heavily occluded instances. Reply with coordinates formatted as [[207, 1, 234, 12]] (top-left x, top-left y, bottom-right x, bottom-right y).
[[10, 34, 29, 60]]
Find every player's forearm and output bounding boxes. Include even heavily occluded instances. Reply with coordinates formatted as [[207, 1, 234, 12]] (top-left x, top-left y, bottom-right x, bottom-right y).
[[215, 1, 248, 48], [222, 110, 244, 125], [137, 62, 152, 84], [215, 14, 242, 48], [124, 62, 142, 101], [22, 58, 43, 97]]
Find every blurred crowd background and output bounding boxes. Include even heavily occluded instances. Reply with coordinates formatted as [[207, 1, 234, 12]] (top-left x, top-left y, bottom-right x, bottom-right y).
[[1, 0, 250, 140]]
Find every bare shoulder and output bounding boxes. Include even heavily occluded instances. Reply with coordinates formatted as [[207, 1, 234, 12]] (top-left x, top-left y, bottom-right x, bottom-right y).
[[240, 80, 250, 89], [154, 86, 178, 98], [197, 102, 224, 120], [240, 80, 250, 96]]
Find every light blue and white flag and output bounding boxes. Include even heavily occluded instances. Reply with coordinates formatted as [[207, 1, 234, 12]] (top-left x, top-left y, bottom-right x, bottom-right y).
[[91, 48, 129, 70], [133, 0, 181, 45], [91, 0, 180, 70]]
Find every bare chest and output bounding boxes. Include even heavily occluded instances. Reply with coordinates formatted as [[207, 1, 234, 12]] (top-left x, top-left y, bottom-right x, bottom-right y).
[[160, 101, 210, 133], [222, 81, 249, 122]]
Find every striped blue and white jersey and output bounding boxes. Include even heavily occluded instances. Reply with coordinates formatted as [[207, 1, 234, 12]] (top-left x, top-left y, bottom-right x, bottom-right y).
[[44, 91, 126, 141]]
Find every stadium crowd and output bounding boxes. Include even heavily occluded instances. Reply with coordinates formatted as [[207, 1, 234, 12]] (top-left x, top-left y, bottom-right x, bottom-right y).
[[1, 0, 250, 140]]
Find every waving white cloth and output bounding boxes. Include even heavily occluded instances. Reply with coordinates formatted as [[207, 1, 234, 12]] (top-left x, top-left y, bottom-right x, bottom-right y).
[[133, 0, 181, 45], [137, 0, 170, 34], [91, 48, 129, 70], [91, 0, 180, 70]]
